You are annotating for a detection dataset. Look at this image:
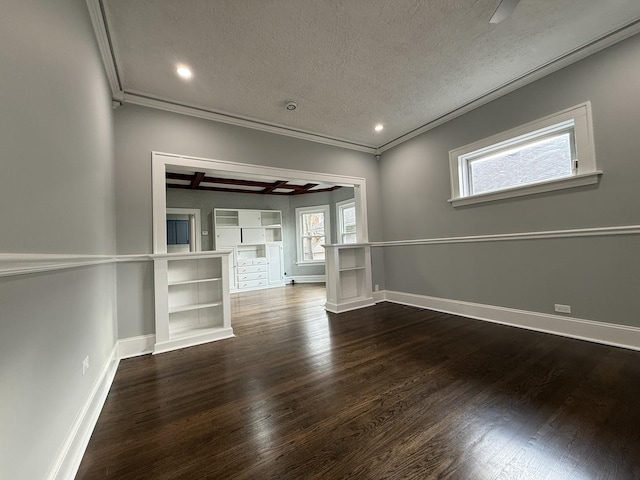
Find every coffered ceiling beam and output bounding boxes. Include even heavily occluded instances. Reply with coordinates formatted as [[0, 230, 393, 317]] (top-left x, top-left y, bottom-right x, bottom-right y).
[[262, 180, 289, 194], [166, 183, 342, 196], [190, 172, 206, 189]]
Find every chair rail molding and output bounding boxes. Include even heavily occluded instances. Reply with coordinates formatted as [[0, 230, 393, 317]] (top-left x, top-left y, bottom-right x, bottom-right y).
[[0, 253, 151, 278], [370, 224, 640, 248]]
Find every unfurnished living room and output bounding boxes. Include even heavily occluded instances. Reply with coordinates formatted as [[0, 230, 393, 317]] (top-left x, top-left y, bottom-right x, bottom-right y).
[[2, 1, 640, 479]]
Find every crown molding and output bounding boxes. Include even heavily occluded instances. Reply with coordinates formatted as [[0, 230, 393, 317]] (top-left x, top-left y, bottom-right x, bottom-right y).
[[86, 0, 639, 156], [85, 0, 122, 96], [377, 19, 640, 153], [122, 92, 377, 154]]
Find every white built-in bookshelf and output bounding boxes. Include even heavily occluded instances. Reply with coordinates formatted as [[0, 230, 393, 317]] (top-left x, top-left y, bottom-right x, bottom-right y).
[[153, 252, 233, 354], [323, 244, 375, 313], [213, 208, 285, 292]]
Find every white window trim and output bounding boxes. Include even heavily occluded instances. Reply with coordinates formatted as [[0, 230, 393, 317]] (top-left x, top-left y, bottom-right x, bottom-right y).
[[336, 198, 356, 244], [296, 204, 331, 266], [448, 102, 602, 207]]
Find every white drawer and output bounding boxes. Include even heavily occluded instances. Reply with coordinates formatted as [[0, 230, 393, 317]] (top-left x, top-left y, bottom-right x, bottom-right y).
[[238, 279, 268, 289], [252, 257, 268, 265], [237, 272, 267, 281], [237, 258, 253, 266], [237, 265, 268, 274]]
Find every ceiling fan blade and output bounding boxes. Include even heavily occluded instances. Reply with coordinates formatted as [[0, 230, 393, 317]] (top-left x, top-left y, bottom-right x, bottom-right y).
[[490, 0, 521, 24]]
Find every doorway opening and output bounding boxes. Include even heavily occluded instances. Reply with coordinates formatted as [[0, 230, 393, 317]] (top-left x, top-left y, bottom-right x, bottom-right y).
[[151, 151, 369, 318], [152, 152, 368, 251], [166, 207, 202, 253]]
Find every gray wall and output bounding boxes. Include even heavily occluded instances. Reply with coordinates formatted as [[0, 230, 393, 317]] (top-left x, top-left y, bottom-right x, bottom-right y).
[[114, 105, 382, 253], [0, 0, 117, 479], [379, 33, 640, 327], [0, 3, 116, 255], [115, 104, 382, 338]]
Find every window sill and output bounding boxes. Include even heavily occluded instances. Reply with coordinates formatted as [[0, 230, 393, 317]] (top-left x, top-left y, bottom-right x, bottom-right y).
[[296, 261, 325, 267], [448, 171, 603, 208]]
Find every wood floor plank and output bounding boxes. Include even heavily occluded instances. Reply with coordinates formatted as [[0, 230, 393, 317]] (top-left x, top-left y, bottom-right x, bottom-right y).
[[76, 285, 640, 479]]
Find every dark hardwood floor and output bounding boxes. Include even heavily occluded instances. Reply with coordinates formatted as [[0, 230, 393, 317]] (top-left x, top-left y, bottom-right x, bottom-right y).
[[76, 284, 640, 479]]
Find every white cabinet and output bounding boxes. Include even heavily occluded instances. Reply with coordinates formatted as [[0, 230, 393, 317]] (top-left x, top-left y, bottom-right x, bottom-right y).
[[153, 252, 233, 354], [323, 244, 375, 314], [216, 227, 241, 246], [235, 257, 269, 289], [214, 208, 285, 292], [238, 210, 262, 227], [266, 243, 284, 284], [214, 209, 239, 226], [260, 211, 281, 226], [241, 227, 266, 244], [226, 248, 237, 291], [265, 227, 282, 242]]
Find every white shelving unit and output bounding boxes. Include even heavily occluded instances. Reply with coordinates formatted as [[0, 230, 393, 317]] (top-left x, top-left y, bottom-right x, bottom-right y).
[[153, 252, 233, 354], [323, 243, 375, 313], [214, 208, 285, 292]]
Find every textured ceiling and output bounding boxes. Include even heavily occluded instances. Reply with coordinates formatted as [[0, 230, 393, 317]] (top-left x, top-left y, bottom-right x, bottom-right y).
[[102, 0, 640, 149]]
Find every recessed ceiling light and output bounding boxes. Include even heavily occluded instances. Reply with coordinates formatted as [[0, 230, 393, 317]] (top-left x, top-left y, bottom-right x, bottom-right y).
[[176, 66, 192, 79], [374, 124, 384, 132]]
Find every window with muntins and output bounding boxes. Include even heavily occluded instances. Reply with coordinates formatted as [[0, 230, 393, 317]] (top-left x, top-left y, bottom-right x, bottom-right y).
[[296, 205, 330, 264], [448, 103, 601, 207], [337, 200, 357, 244]]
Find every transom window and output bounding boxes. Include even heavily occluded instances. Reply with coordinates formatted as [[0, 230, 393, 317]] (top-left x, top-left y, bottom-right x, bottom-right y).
[[296, 205, 330, 264], [336, 199, 357, 244], [449, 103, 601, 207]]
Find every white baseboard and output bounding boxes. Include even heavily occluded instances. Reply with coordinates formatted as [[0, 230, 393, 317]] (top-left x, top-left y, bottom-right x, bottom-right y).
[[46, 335, 159, 480], [379, 290, 640, 352], [47, 344, 120, 480], [230, 282, 286, 294], [372, 290, 385, 303], [325, 296, 376, 314], [153, 328, 234, 355], [118, 334, 156, 359], [288, 275, 325, 284]]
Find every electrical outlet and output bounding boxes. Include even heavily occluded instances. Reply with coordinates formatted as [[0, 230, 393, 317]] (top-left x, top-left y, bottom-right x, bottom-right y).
[[554, 304, 572, 314], [374, 284, 379, 292], [82, 356, 90, 375]]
